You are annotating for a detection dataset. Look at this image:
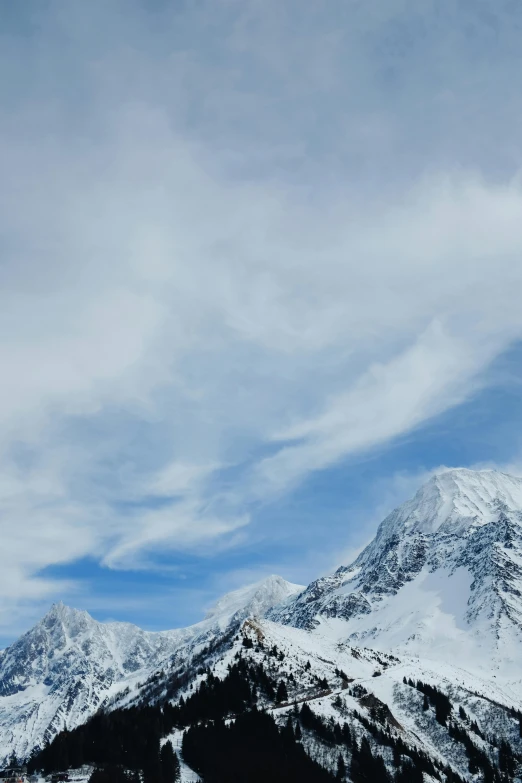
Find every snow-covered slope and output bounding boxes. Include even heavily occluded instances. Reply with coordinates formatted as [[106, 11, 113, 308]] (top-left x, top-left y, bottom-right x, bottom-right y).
[[0, 602, 184, 763], [237, 617, 522, 781], [204, 574, 303, 625], [0, 575, 301, 763], [4, 467, 522, 774], [270, 469, 522, 685]]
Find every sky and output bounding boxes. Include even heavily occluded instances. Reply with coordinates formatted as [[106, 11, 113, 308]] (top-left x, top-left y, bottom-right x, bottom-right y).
[[1, 0, 522, 644]]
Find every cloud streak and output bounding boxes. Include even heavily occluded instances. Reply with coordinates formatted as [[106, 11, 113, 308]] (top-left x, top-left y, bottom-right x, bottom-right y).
[[1, 0, 522, 633]]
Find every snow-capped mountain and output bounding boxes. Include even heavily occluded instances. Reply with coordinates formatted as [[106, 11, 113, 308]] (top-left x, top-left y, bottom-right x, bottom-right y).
[[0, 575, 302, 763], [270, 468, 522, 682], [3, 467, 522, 779], [203, 574, 303, 625]]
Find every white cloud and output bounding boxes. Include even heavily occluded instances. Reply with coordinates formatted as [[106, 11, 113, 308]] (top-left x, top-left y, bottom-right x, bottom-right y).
[[1, 0, 522, 633], [251, 318, 500, 497], [103, 501, 250, 570]]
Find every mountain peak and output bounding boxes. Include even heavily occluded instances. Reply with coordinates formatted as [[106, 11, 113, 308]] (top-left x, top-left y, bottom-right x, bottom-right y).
[[204, 575, 304, 622], [272, 467, 522, 649], [42, 601, 92, 628], [386, 467, 522, 537], [423, 466, 522, 500]]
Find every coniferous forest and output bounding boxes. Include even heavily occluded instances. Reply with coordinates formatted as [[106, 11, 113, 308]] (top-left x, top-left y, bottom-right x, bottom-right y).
[[181, 709, 336, 783], [25, 655, 521, 783]]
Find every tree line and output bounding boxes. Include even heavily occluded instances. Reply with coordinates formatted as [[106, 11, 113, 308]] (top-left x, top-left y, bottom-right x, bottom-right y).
[[25, 658, 521, 783]]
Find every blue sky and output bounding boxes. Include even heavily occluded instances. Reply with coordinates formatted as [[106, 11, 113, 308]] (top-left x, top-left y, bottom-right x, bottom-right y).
[[1, 0, 522, 644]]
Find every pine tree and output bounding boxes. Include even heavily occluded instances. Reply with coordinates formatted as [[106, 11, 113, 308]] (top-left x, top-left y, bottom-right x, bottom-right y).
[[143, 738, 162, 783], [498, 739, 516, 778], [435, 697, 451, 726], [160, 740, 180, 782], [422, 693, 429, 711], [281, 716, 295, 746], [276, 680, 288, 703], [396, 760, 423, 783], [336, 754, 346, 780]]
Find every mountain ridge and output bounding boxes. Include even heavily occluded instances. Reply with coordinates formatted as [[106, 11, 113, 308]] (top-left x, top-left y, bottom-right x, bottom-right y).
[[2, 467, 522, 775], [269, 468, 522, 673], [0, 574, 301, 762]]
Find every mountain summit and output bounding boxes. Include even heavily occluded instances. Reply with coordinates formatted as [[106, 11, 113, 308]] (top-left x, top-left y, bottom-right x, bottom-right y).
[[385, 468, 522, 536], [2, 469, 522, 770], [271, 468, 522, 672], [204, 574, 303, 623], [0, 574, 300, 762]]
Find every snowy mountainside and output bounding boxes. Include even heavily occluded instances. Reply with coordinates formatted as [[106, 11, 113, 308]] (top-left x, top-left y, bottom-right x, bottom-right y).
[[0, 575, 301, 763], [4, 467, 522, 781], [238, 617, 522, 779], [97, 615, 522, 782], [203, 574, 303, 625], [27, 610, 522, 782], [270, 469, 522, 680]]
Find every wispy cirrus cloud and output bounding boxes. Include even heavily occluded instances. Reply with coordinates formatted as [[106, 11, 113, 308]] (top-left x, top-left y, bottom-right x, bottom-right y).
[[1, 0, 522, 635]]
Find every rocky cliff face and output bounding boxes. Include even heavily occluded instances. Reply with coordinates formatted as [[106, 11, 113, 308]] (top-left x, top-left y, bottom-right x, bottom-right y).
[[3, 468, 522, 768], [0, 576, 302, 763], [269, 469, 522, 671]]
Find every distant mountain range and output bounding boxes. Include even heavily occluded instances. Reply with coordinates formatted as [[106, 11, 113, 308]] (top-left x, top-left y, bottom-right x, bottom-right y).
[[2, 468, 522, 782]]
